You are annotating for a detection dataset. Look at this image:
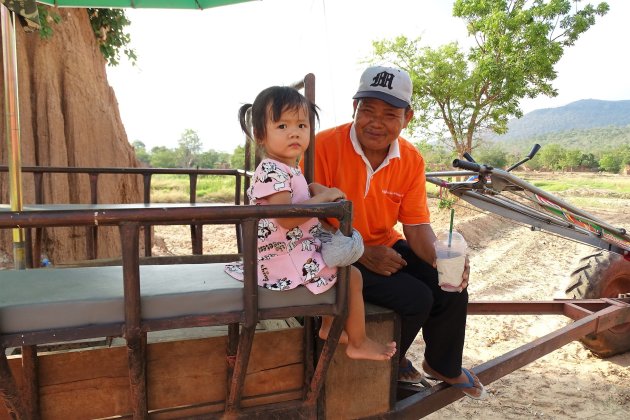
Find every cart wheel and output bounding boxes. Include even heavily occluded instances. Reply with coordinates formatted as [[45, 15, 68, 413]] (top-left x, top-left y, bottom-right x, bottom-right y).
[[565, 251, 630, 358]]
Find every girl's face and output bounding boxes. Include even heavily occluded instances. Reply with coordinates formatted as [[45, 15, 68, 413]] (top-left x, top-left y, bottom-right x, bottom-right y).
[[261, 105, 310, 166]]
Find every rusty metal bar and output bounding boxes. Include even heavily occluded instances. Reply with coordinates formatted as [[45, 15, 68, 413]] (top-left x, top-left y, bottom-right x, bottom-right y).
[[234, 172, 243, 253], [304, 304, 344, 407], [188, 173, 203, 255], [142, 173, 152, 257], [32, 172, 44, 268], [120, 223, 148, 419], [0, 203, 345, 229], [24, 227, 33, 268], [21, 345, 39, 419], [86, 173, 99, 259], [225, 324, 256, 414], [301, 73, 316, 184], [240, 219, 258, 328], [468, 300, 566, 314], [303, 316, 315, 401], [224, 218, 259, 413], [226, 323, 239, 394], [0, 165, 245, 177], [390, 301, 630, 419], [304, 201, 352, 406]]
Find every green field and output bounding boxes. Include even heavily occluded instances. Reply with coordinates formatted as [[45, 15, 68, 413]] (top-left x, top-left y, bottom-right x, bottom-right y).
[[150, 174, 241, 203], [153, 171, 629, 209], [425, 171, 630, 210]]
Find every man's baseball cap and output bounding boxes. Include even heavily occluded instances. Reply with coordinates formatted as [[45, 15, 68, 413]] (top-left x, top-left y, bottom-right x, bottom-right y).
[[353, 65, 412, 108]]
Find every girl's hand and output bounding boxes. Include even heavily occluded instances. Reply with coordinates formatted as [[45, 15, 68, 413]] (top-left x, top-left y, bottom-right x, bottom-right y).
[[309, 183, 346, 202]]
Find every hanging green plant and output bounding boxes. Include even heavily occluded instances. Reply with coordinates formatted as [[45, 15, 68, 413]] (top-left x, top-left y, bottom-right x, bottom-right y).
[[36, 5, 61, 39], [36, 6, 136, 67], [87, 8, 137, 66]]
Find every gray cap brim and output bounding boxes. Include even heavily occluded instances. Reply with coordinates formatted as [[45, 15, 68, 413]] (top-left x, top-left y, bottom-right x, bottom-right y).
[[353, 91, 409, 108]]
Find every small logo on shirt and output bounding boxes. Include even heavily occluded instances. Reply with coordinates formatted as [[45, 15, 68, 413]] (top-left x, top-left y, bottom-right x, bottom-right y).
[[382, 189, 403, 198]]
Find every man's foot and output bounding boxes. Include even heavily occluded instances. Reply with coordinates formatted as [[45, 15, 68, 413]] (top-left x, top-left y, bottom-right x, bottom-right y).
[[398, 358, 429, 385], [345, 338, 397, 361], [318, 324, 349, 344], [422, 360, 487, 400]]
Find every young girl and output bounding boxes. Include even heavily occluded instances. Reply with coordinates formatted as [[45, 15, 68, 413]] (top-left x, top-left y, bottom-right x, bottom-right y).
[[225, 86, 396, 361]]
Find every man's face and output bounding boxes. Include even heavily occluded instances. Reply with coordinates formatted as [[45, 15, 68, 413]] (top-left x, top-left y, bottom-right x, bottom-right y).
[[353, 98, 413, 154]]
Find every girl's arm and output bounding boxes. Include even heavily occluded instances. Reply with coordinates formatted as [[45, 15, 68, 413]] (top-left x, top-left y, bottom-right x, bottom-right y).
[[266, 186, 346, 229]]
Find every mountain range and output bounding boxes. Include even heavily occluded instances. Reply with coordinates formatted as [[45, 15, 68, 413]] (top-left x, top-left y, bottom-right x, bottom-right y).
[[486, 99, 630, 152]]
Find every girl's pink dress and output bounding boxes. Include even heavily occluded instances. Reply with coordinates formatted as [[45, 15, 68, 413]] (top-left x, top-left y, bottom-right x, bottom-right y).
[[225, 159, 337, 294]]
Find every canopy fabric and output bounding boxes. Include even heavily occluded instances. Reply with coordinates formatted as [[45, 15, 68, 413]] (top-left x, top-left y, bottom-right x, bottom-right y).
[[38, 0, 255, 9]]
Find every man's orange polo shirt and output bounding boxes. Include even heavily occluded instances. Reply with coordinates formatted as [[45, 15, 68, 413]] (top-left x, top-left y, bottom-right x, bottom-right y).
[[313, 122, 430, 247]]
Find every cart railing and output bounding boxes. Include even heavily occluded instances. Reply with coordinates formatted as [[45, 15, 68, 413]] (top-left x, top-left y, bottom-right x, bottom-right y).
[[0, 165, 253, 266]]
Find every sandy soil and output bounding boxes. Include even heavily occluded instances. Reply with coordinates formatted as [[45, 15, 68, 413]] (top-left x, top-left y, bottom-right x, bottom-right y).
[[149, 196, 630, 419], [421, 201, 630, 419]]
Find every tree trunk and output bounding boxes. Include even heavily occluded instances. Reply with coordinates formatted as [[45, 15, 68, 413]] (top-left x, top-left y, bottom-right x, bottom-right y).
[[0, 9, 143, 265]]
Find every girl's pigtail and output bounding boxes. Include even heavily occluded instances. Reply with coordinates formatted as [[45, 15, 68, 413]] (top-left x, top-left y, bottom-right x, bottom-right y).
[[238, 103, 254, 141]]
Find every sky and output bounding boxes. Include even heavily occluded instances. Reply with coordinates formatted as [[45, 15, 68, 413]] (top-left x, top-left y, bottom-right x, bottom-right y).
[[105, 0, 630, 153]]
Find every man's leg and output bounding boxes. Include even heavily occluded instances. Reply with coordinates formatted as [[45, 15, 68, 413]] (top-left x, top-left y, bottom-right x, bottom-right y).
[[392, 240, 469, 378], [354, 261, 432, 361]]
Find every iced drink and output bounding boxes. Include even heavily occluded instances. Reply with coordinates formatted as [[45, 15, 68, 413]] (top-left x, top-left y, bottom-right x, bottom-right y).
[[434, 230, 467, 292]]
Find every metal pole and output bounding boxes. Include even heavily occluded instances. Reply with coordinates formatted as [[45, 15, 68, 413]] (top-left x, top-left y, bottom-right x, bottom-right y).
[[1, 5, 26, 269]]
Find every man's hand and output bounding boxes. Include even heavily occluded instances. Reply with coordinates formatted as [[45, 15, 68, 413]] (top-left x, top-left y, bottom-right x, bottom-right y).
[[460, 255, 470, 290], [359, 245, 407, 276]]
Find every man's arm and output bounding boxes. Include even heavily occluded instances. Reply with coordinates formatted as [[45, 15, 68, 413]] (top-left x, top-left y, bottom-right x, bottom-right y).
[[402, 224, 437, 266]]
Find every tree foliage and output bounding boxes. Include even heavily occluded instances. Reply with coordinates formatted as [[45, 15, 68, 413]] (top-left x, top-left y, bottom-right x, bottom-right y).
[[88, 8, 137, 66], [177, 129, 203, 168], [36, 6, 136, 66], [131, 140, 150, 166], [369, 0, 609, 157]]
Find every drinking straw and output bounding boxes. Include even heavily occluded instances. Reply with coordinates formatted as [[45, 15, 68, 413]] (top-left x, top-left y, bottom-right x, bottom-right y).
[[448, 208, 455, 247]]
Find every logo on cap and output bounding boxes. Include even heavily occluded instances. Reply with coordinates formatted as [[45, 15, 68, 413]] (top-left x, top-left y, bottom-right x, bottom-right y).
[[353, 66, 412, 108], [370, 71, 396, 91]]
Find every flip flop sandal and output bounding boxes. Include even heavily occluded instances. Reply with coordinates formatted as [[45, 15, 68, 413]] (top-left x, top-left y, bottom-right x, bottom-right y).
[[398, 359, 431, 387], [452, 368, 488, 400]]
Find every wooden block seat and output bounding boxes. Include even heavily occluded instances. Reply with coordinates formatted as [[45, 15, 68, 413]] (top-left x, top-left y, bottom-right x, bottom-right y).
[[0, 263, 335, 336]]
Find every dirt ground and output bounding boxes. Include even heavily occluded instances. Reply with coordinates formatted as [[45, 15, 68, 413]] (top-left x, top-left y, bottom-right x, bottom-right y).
[[150, 195, 630, 419]]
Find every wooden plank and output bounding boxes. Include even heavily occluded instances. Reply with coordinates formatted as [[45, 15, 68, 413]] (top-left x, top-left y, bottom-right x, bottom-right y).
[[324, 307, 396, 420], [1, 328, 305, 420]]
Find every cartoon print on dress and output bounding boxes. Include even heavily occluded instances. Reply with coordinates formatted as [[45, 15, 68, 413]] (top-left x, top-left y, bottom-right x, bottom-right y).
[[301, 238, 316, 251], [309, 224, 323, 236], [225, 262, 244, 275], [264, 278, 292, 291], [258, 161, 290, 191], [258, 254, 276, 261], [302, 258, 325, 286], [258, 219, 277, 241], [286, 227, 303, 251], [290, 167, 302, 177]]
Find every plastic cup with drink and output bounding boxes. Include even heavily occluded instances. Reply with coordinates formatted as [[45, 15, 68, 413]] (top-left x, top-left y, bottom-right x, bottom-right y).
[[434, 209, 468, 292]]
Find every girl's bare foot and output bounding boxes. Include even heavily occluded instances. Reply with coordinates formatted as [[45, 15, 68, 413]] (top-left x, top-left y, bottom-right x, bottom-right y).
[[345, 338, 397, 361], [318, 324, 349, 344]]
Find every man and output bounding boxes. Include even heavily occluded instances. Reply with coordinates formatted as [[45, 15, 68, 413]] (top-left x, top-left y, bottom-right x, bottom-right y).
[[313, 65, 486, 399]]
